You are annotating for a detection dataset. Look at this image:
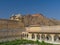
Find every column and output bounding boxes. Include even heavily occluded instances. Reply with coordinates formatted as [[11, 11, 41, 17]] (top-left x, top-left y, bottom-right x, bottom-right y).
[[44, 34, 47, 41], [28, 33, 32, 40], [51, 35, 54, 42], [35, 34, 37, 41], [40, 34, 42, 41]]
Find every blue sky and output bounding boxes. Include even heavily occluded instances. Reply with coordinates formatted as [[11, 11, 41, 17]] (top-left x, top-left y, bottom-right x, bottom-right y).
[[0, 0, 60, 20]]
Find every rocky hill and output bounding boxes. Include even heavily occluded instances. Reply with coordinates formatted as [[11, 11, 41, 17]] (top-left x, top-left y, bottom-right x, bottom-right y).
[[22, 14, 60, 26]]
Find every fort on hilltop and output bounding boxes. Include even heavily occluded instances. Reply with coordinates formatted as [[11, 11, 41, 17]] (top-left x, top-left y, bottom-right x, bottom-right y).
[[0, 14, 60, 44]]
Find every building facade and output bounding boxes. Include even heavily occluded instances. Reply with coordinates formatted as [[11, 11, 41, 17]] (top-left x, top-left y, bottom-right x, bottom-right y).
[[0, 15, 25, 42], [0, 14, 60, 44], [22, 26, 60, 44]]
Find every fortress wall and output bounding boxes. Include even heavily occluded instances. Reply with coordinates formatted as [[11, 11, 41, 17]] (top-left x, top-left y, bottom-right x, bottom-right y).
[[0, 19, 25, 40]]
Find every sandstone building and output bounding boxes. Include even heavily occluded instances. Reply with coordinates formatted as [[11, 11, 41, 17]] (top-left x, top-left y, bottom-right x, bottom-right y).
[[0, 14, 60, 44], [0, 14, 25, 42]]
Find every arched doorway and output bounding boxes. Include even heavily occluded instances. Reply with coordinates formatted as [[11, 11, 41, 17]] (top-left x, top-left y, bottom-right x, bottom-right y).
[[26, 34, 28, 38], [37, 34, 40, 40], [54, 34, 60, 42], [46, 34, 52, 41], [41, 34, 45, 40], [31, 33, 35, 39]]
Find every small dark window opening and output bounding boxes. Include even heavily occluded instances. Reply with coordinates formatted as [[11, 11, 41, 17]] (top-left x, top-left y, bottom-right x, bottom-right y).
[[46, 36, 49, 40], [32, 33, 35, 39], [37, 34, 40, 39]]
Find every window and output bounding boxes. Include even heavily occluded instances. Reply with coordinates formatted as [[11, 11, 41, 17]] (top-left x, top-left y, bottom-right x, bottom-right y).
[[32, 33, 35, 39], [41, 34, 45, 40], [26, 34, 28, 38], [46, 34, 51, 41], [37, 34, 40, 39]]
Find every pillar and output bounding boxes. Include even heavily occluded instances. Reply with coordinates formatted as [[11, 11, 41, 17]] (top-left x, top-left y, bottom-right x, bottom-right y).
[[51, 35, 54, 42], [28, 33, 32, 40], [44, 34, 47, 41], [40, 34, 42, 41], [34, 34, 37, 41]]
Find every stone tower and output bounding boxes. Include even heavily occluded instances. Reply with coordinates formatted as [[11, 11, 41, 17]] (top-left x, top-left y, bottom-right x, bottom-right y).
[[10, 14, 22, 22]]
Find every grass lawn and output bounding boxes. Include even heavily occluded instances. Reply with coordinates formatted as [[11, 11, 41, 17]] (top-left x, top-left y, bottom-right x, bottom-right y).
[[0, 39, 58, 45]]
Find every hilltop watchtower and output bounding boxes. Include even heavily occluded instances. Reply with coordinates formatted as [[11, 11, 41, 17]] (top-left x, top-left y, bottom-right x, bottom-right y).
[[10, 14, 22, 22]]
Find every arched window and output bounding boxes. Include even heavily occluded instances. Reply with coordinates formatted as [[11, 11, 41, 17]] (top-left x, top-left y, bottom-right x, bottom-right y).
[[22, 33, 25, 37], [37, 34, 40, 39], [46, 34, 51, 41], [32, 33, 35, 39], [58, 37, 60, 40], [21, 33, 26, 37], [41, 34, 45, 40], [26, 34, 28, 38], [54, 34, 59, 41]]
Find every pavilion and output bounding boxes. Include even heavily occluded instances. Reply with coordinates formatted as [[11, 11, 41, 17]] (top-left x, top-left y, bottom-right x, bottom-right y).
[[22, 25, 60, 44]]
